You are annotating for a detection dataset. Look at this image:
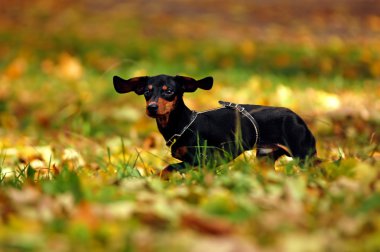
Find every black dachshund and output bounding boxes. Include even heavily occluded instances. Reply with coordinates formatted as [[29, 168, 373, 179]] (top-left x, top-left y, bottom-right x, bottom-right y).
[[113, 74, 317, 178]]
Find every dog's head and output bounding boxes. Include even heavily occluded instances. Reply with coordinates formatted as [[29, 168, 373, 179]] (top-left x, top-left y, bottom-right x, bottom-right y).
[[113, 74, 213, 118]]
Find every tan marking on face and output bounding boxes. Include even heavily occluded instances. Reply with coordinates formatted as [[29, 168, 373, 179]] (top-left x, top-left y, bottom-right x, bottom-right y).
[[162, 85, 168, 91], [157, 97, 177, 115], [148, 85, 153, 90], [152, 97, 178, 128]]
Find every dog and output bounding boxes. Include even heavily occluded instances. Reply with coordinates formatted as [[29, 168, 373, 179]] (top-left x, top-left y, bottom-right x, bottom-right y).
[[113, 74, 317, 178]]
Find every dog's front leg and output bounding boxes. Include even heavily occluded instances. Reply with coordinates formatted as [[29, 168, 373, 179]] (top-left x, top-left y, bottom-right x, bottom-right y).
[[159, 149, 228, 180], [159, 145, 198, 179]]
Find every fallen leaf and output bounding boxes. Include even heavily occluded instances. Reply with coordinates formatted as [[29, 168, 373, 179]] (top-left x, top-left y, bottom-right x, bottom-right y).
[[181, 212, 235, 235], [57, 53, 83, 80]]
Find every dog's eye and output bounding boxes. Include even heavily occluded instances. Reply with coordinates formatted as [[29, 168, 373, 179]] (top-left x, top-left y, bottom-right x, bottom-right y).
[[165, 89, 174, 95]]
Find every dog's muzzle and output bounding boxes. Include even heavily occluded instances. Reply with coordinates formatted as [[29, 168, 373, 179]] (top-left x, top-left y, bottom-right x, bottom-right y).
[[147, 102, 158, 116]]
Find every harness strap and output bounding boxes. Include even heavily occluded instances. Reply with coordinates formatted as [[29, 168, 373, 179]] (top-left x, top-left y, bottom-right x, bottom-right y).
[[218, 101, 259, 147], [166, 112, 198, 147], [166, 101, 260, 148]]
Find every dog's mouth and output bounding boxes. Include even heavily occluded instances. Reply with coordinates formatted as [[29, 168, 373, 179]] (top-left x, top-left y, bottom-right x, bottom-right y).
[[146, 111, 157, 118], [156, 114, 171, 127], [146, 110, 169, 119], [146, 110, 171, 127]]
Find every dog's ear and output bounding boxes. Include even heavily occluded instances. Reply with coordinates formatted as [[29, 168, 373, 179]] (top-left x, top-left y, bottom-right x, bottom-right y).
[[113, 76, 148, 95], [175, 76, 213, 92]]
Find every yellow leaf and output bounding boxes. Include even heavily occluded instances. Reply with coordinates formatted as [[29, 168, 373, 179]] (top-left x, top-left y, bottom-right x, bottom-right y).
[[57, 53, 83, 80], [62, 148, 85, 170], [4, 57, 27, 80]]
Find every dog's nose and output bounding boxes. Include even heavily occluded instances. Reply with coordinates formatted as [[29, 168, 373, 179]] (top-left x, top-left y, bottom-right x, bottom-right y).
[[147, 103, 158, 115]]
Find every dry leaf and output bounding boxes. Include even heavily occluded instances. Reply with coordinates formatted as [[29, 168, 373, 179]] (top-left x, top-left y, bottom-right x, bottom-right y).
[[181, 212, 235, 235]]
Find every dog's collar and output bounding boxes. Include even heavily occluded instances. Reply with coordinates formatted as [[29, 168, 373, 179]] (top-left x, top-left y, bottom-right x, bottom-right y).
[[219, 101, 259, 146], [166, 111, 198, 148]]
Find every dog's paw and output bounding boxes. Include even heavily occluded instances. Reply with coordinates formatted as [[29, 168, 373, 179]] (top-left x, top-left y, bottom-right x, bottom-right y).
[[158, 168, 171, 180], [158, 165, 176, 180]]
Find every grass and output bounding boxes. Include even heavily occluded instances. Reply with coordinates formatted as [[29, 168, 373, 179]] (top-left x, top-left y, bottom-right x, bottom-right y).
[[1, 116, 379, 251]]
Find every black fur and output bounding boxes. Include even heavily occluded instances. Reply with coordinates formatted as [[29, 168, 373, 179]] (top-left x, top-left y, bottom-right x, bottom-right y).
[[113, 74, 317, 176]]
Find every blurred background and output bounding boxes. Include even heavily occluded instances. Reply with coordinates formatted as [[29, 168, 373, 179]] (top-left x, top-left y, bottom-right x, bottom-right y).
[[2, 0, 380, 75], [1, 0, 379, 154]]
